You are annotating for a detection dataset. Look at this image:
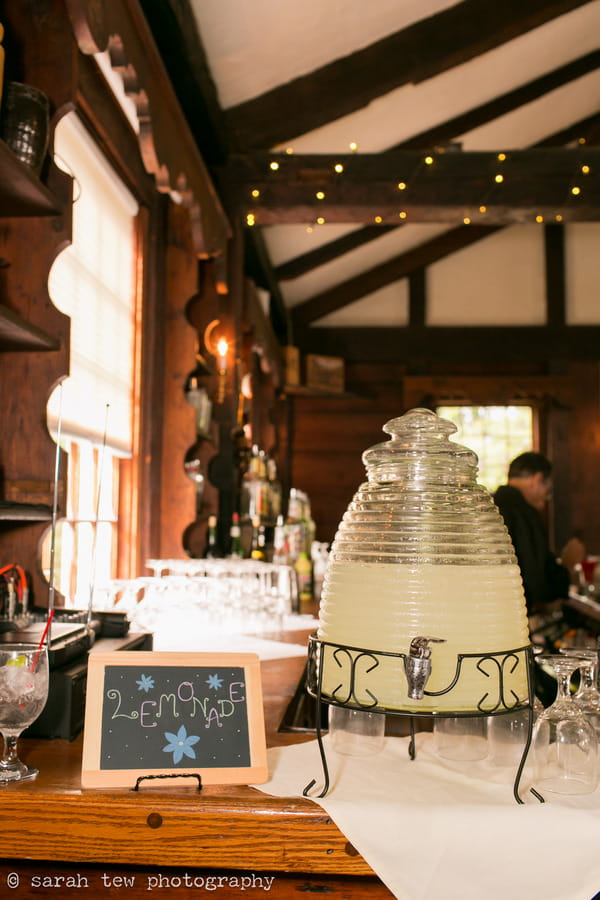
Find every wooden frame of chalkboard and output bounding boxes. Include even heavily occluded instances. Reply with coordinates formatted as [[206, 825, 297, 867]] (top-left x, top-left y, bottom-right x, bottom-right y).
[[81, 651, 268, 788]]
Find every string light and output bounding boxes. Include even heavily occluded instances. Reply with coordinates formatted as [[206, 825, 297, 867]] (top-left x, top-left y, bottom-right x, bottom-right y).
[[255, 144, 591, 229]]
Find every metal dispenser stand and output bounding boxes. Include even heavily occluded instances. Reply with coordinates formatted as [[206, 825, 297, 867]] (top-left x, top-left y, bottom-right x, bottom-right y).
[[303, 634, 543, 805]]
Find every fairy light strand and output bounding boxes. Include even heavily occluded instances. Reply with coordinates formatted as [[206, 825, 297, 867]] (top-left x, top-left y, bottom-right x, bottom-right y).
[[243, 140, 593, 229]]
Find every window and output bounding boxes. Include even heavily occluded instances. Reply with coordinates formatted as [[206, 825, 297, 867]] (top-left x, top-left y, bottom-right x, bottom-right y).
[[437, 406, 534, 492], [43, 112, 139, 607]]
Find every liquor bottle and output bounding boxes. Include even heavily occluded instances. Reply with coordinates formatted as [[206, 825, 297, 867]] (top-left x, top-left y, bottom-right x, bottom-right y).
[[229, 512, 243, 558], [272, 515, 289, 565], [186, 375, 212, 437], [267, 456, 282, 521], [294, 552, 313, 610], [285, 488, 305, 565], [240, 444, 270, 522], [203, 515, 219, 558], [311, 541, 330, 602], [250, 515, 266, 560]]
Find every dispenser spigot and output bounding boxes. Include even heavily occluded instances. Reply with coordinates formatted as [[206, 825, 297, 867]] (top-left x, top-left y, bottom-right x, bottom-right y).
[[404, 636, 446, 699]]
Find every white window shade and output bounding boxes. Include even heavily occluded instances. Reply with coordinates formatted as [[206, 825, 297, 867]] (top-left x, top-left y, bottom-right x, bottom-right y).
[[47, 112, 138, 455]]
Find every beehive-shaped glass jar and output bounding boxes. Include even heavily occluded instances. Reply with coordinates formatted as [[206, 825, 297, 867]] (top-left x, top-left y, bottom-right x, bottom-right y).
[[316, 408, 531, 714]]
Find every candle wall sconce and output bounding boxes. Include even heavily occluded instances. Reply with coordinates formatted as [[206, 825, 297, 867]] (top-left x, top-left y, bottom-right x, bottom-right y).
[[303, 408, 542, 804], [203, 318, 230, 404]]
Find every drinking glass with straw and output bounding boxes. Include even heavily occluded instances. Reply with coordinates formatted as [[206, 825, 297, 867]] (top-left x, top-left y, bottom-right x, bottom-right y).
[[0, 610, 52, 783]]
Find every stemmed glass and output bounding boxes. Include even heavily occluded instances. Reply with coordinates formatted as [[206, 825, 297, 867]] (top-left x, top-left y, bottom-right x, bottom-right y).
[[0, 643, 49, 783], [560, 647, 600, 736], [531, 654, 598, 796]]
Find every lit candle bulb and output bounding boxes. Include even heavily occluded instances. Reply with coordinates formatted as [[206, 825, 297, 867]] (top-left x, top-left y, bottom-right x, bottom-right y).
[[216, 338, 228, 403]]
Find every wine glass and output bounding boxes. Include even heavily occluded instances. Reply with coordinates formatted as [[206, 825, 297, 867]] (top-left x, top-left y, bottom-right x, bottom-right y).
[[0, 643, 49, 783], [560, 647, 600, 736], [530, 654, 598, 796]]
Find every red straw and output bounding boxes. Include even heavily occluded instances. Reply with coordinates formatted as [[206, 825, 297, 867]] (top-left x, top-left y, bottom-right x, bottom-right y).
[[31, 609, 54, 673]]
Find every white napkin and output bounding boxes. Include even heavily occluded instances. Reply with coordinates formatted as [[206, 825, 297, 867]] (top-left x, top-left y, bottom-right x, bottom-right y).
[[255, 733, 600, 900]]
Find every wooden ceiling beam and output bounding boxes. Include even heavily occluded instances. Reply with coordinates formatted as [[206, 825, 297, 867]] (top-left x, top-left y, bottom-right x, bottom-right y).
[[275, 225, 397, 281], [293, 325, 600, 364], [279, 118, 600, 330], [400, 49, 600, 151], [244, 228, 291, 343], [538, 112, 600, 148], [139, 0, 230, 166], [224, 0, 595, 150], [290, 226, 502, 328], [224, 147, 600, 227], [274, 85, 600, 281], [288, 125, 600, 329]]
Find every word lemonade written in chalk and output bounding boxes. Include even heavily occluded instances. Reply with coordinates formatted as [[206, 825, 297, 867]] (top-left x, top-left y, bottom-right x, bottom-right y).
[[100, 665, 251, 769]]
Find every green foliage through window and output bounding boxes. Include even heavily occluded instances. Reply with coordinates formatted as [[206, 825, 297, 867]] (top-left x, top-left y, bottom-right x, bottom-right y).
[[437, 406, 534, 493]]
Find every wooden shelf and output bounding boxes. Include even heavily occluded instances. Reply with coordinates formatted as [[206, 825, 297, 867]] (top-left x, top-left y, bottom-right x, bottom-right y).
[[0, 140, 61, 217], [0, 501, 53, 522], [0, 304, 60, 351], [283, 383, 356, 398]]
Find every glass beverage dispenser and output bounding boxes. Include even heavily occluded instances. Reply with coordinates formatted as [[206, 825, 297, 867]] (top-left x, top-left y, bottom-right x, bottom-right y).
[[306, 408, 535, 797]]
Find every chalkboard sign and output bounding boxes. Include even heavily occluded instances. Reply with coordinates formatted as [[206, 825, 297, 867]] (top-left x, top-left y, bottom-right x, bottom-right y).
[[81, 651, 268, 788]]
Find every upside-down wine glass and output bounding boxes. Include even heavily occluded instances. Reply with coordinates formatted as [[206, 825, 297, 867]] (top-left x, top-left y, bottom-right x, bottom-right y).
[[0, 643, 49, 783], [560, 647, 600, 737], [531, 654, 598, 796]]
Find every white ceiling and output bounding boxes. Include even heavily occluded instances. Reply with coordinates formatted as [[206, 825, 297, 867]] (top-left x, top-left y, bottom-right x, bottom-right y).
[[186, 1, 600, 328]]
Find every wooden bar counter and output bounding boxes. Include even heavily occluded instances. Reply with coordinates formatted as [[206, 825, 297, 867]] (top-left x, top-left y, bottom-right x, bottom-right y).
[[0, 641, 395, 898]]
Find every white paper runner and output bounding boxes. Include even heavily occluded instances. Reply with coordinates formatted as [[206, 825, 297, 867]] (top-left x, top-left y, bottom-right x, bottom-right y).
[[254, 733, 600, 900]]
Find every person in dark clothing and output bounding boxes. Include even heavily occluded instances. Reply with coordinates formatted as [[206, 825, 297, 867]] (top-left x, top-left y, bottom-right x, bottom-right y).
[[493, 451, 570, 616]]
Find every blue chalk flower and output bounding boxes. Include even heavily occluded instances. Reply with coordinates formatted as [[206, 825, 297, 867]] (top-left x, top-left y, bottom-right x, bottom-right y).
[[136, 674, 155, 692], [162, 725, 200, 764]]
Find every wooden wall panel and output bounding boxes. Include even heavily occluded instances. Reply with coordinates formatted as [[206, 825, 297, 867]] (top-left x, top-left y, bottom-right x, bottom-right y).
[[288, 361, 600, 556], [0, 166, 72, 605], [158, 203, 199, 561], [558, 361, 600, 554], [288, 372, 406, 543]]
